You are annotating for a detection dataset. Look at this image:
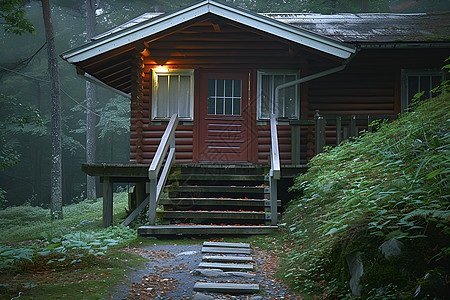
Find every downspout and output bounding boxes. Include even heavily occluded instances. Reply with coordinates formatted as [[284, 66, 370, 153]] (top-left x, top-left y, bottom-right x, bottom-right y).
[[274, 57, 356, 116]]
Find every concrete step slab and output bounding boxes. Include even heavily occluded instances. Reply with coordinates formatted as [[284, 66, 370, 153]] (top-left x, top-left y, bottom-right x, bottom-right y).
[[203, 242, 250, 248], [201, 247, 251, 255], [193, 282, 260, 294], [198, 262, 254, 271]]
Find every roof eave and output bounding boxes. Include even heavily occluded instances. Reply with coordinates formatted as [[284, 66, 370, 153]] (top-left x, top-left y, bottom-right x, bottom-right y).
[[61, 0, 355, 63]]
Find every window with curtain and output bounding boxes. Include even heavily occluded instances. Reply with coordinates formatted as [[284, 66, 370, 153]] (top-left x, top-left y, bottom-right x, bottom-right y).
[[257, 70, 300, 120], [152, 69, 194, 120]]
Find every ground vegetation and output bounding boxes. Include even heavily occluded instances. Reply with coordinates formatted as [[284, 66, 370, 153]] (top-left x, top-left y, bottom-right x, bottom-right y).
[[280, 80, 449, 298]]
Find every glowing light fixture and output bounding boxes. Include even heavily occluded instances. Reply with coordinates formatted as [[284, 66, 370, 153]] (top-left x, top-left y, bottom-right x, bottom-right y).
[[156, 65, 168, 72]]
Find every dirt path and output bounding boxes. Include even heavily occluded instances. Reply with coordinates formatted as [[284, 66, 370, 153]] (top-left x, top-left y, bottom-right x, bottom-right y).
[[111, 241, 301, 299]]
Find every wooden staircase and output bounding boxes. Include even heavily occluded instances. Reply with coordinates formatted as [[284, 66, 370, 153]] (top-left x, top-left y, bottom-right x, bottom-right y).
[[138, 164, 280, 236]]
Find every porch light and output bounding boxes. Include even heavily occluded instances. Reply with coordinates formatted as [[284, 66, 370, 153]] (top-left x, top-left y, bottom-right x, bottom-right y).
[[156, 65, 168, 72]]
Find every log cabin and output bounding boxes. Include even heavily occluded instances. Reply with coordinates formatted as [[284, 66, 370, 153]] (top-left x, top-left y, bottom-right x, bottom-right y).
[[61, 0, 450, 235]]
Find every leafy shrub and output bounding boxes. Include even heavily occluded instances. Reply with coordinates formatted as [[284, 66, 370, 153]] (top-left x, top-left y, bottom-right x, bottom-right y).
[[281, 92, 449, 298]]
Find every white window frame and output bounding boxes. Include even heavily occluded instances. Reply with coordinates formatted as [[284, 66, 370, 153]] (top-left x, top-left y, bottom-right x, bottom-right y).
[[401, 69, 445, 113], [257, 69, 300, 120], [152, 69, 194, 121]]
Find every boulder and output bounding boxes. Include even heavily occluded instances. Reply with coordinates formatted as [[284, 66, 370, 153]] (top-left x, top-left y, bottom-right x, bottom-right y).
[[346, 251, 364, 297], [379, 238, 403, 259]]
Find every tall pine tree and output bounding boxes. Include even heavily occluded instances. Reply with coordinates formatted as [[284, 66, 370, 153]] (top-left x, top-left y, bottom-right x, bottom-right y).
[[41, 0, 63, 218]]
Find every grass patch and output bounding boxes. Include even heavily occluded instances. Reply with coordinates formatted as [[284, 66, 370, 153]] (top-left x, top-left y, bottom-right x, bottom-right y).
[[0, 192, 129, 242]]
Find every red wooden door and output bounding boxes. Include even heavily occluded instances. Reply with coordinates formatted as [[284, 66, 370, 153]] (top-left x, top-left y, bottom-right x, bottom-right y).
[[199, 71, 249, 162]]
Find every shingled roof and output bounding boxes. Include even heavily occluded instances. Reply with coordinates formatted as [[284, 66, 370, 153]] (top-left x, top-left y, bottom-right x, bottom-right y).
[[92, 11, 449, 45], [267, 12, 450, 44]]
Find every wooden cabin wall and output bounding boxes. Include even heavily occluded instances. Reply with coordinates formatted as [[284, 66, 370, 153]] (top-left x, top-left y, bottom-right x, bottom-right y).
[[128, 17, 449, 166], [257, 125, 292, 165], [307, 48, 449, 117]]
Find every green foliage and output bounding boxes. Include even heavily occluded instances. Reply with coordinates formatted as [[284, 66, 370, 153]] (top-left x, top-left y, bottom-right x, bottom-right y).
[[0, 93, 43, 171], [281, 92, 449, 297], [0, 225, 136, 273], [0, 192, 136, 273], [0, 0, 35, 35], [0, 192, 130, 242]]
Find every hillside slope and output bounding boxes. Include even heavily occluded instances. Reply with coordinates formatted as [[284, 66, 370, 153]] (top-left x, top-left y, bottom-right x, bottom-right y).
[[281, 93, 449, 299]]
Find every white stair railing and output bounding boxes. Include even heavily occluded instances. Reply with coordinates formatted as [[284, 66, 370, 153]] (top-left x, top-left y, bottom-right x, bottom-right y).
[[269, 114, 280, 225], [148, 114, 178, 225]]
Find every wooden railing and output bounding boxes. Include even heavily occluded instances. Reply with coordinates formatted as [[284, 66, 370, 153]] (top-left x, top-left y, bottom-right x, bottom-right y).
[[289, 111, 398, 163], [313, 110, 397, 154], [269, 114, 280, 225], [121, 114, 178, 227], [148, 114, 179, 225]]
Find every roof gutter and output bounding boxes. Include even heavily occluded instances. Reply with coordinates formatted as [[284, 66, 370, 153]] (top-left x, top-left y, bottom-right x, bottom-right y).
[[274, 56, 355, 116], [79, 73, 131, 99]]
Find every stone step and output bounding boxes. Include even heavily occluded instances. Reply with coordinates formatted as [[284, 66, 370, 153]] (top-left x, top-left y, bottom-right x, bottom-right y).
[[203, 242, 250, 248], [159, 198, 281, 207], [158, 211, 268, 220], [202, 255, 254, 263], [193, 282, 260, 294], [198, 262, 254, 271], [137, 225, 277, 236], [201, 247, 251, 255]]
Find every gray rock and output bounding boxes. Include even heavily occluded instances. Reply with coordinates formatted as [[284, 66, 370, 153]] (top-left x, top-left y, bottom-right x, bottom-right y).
[[193, 268, 229, 277], [176, 250, 198, 256], [226, 271, 256, 278], [346, 251, 364, 297], [379, 238, 403, 259], [250, 296, 263, 300], [193, 292, 214, 300]]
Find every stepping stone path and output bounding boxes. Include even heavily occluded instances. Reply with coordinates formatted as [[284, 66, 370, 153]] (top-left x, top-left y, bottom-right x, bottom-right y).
[[193, 241, 261, 296]]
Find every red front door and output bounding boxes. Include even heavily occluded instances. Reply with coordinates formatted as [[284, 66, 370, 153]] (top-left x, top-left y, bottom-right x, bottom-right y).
[[198, 71, 249, 162]]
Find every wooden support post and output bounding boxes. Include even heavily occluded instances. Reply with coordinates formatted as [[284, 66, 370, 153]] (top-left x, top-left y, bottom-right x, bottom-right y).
[[269, 172, 278, 226], [368, 115, 373, 133], [135, 182, 146, 207], [102, 176, 113, 228], [336, 115, 342, 145], [148, 179, 157, 225], [291, 124, 301, 165], [350, 115, 357, 137], [314, 110, 326, 154]]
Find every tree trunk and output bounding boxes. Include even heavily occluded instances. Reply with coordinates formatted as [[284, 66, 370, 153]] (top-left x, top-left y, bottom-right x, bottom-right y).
[[86, 0, 98, 199], [41, 0, 63, 218]]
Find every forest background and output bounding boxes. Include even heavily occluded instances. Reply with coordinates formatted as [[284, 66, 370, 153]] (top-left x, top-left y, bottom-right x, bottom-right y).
[[1, 0, 449, 209]]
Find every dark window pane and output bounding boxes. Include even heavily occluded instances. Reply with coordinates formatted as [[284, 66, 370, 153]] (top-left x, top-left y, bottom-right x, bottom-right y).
[[217, 80, 224, 97], [234, 80, 241, 97], [208, 79, 215, 97], [225, 98, 232, 115], [233, 99, 241, 115], [208, 97, 215, 115], [407, 75, 419, 101], [420, 75, 431, 97], [225, 80, 233, 97], [216, 98, 224, 114], [431, 75, 442, 97]]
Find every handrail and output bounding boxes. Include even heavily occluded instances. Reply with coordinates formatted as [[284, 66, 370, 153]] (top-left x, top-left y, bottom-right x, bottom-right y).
[[269, 114, 280, 225], [148, 114, 178, 225]]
